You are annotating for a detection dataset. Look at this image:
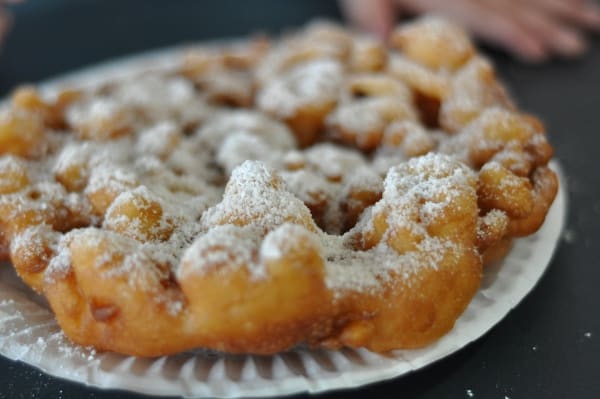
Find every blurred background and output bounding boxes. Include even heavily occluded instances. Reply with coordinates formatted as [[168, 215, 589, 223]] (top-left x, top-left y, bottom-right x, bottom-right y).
[[0, 0, 344, 94]]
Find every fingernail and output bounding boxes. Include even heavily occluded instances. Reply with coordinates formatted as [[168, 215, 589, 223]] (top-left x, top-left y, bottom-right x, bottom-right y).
[[554, 30, 587, 57], [583, 4, 600, 28], [585, 4, 600, 24]]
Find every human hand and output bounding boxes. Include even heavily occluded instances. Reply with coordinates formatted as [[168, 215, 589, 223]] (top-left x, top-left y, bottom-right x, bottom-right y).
[[340, 0, 600, 62], [0, 0, 23, 46]]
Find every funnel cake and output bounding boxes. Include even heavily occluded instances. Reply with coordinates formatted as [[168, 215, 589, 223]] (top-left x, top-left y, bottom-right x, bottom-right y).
[[0, 17, 557, 356]]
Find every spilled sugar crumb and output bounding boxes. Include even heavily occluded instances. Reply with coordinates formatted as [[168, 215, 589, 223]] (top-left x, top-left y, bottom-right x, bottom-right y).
[[562, 229, 576, 244]]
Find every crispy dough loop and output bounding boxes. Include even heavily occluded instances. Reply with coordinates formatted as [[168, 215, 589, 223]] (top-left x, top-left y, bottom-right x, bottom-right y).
[[178, 224, 332, 354], [0, 155, 30, 195], [476, 209, 510, 253], [390, 16, 475, 71], [103, 186, 176, 242], [478, 162, 534, 219], [10, 224, 60, 292], [440, 58, 514, 133], [350, 37, 388, 72], [181, 52, 259, 108], [508, 166, 558, 237], [44, 228, 187, 356], [387, 54, 451, 101], [467, 108, 543, 168], [181, 48, 257, 108], [327, 74, 418, 151], [257, 59, 344, 146], [382, 120, 437, 158], [332, 154, 481, 350], [0, 109, 47, 159], [12, 86, 81, 130]]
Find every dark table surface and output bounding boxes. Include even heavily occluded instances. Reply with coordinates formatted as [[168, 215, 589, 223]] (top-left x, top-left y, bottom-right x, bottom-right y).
[[0, 1, 599, 398]]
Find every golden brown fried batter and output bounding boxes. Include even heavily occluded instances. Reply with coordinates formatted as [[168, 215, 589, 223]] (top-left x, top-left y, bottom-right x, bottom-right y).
[[0, 16, 557, 356]]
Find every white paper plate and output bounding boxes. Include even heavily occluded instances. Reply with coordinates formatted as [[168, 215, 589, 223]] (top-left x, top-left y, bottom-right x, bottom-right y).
[[0, 48, 567, 398]]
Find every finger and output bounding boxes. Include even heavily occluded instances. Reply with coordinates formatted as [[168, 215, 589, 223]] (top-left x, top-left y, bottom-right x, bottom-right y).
[[340, 0, 396, 39], [0, 9, 13, 45], [527, 0, 600, 30], [518, 2, 586, 57], [490, 0, 587, 58]]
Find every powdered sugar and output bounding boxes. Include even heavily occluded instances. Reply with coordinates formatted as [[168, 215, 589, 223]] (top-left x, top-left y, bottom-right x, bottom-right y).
[[328, 100, 385, 136], [44, 236, 73, 283], [137, 121, 181, 158], [202, 160, 314, 233], [9, 224, 59, 260], [217, 132, 280, 174], [378, 153, 475, 238], [257, 58, 343, 117], [196, 109, 297, 152], [260, 223, 320, 262], [180, 224, 265, 280]]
